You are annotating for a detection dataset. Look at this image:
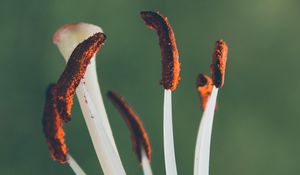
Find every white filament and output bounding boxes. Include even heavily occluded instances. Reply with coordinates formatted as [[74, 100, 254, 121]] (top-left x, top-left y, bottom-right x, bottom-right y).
[[193, 86, 219, 175], [77, 81, 126, 175], [67, 154, 86, 175], [163, 90, 178, 175], [141, 148, 153, 175]]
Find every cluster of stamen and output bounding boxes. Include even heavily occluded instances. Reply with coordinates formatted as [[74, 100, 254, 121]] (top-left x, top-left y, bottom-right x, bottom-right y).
[[42, 10, 229, 174]]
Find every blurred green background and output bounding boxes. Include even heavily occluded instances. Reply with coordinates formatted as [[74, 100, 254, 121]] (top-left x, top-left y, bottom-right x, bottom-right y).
[[1, 0, 300, 174]]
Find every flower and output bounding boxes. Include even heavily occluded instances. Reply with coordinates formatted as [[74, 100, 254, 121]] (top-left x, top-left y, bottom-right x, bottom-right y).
[[42, 11, 228, 175]]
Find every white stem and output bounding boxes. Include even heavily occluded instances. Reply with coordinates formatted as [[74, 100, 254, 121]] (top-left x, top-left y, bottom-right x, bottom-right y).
[[163, 90, 178, 175], [76, 81, 126, 175], [141, 148, 153, 175], [67, 154, 86, 175], [193, 86, 219, 175], [78, 58, 119, 153]]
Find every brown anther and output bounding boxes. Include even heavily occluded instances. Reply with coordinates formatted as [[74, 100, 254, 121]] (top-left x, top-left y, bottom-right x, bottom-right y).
[[196, 74, 213, 110], [107, 91, 151, 163], [210, 39, 228, 88], [42, 84, 68, 163], [55, 32, 106, 122], [140, 11, 180, 91]]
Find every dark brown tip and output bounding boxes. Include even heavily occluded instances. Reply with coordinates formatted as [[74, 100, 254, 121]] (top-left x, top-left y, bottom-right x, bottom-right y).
[[210, 39, 228, 88], [107, 91, 151, 163], [42, 84, 68, 163], [55, 32, 106, 122], [140, 11, 180, 91], [196, 74, 214, 110]]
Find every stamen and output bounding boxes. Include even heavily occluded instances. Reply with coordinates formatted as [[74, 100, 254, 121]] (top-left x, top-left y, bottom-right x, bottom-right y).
[[194, 40, 228, 175], [55, 32, 106, 122], [196, 74, 213, 110], [141, 11, 180, 175], [107, 91, 151, 162], [140, 11, 180, 91], [210, 39, 228, 88], [42, 84, 68, 163]]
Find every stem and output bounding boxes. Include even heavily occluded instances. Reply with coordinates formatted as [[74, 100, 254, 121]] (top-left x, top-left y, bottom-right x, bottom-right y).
[[163, 90, 178, 175], [75, 80, 126, 175], [193, 86, 219, 175], [141, 148, 153, 175], [80, 58, 119, 153], [67, 154, 86, 175]]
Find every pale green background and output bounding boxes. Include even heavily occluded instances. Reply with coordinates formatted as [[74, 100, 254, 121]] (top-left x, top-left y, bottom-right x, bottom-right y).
[[1, 0, 300, 174]]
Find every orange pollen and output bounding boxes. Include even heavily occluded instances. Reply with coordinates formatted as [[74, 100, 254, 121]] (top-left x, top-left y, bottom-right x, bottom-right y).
[[107, 91, 152, 163], [42, 84, 68, 163], [210, 39, 228, 88], [140, 11, 181, 91], [55, 32, 106, 122], [196, 74, 214, 110]]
